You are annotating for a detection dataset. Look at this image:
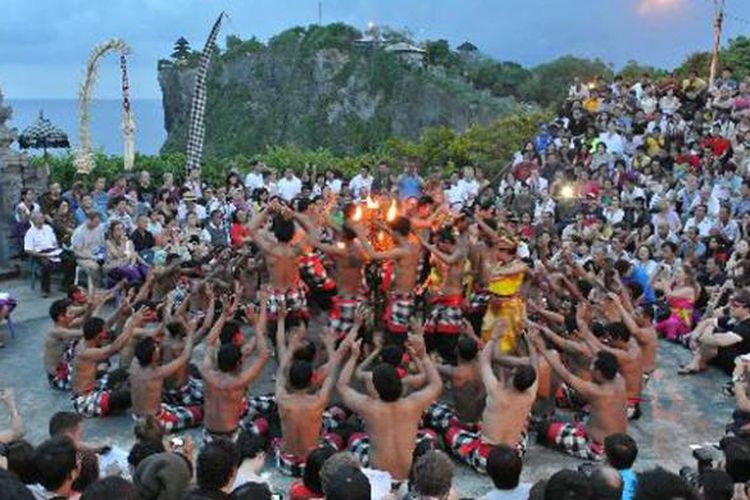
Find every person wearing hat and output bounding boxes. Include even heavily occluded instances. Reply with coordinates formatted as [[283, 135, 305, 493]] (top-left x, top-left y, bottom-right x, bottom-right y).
[[133, 452, 192, 500], [323, 465, 371, 500], [678, 289, 750, 375], [177, 190, 207, 222]]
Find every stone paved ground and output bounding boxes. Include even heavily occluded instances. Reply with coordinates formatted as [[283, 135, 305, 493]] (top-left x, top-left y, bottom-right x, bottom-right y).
[[0, 276, 737, 497]]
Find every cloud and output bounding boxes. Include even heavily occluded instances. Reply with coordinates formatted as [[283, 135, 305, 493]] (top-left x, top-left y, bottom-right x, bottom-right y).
[[636, 0, 686, 16], [3, 0, 750, 98]]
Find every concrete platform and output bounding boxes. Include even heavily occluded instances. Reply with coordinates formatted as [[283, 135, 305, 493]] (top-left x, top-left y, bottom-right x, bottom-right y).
[[0, 277, 737, 497]]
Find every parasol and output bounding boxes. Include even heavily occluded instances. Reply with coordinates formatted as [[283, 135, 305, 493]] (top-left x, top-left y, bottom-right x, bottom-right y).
[[18, 111, 70, 155]]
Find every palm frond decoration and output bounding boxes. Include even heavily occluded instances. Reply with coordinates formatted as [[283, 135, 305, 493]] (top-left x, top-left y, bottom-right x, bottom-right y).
[[75, 38, 132, 174]]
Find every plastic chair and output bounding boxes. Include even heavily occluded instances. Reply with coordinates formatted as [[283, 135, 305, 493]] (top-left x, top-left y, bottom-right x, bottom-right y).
[[5, 316, 15, 339], [29, 257, 41, 290], [75, 263, 95, 291]]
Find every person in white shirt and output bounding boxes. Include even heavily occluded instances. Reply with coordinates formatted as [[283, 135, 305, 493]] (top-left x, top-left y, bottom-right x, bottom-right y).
[[244, 160, 266, 192], [533, 190, 556, 223], [446, 173, 464, 206], [482, 445, 532, 500], [639, 87, 658, 115], [526, 168, 549, 194], [598, 122, 625, 156], [71, 211, 106, 288], [603, 198, 625, 226], [715, 204, 741, 242], [325, 170, 343, 194], [177, 192, 207, 221], [25, 211, 74, 296], [184, 168, 203, 199], [689, 185, 721, 219], [659, 88, 681, 115], [349, 165, 374, 201], [232, 432, 271, 490], [568, 77, 590, 100], [457, 166, 481, 205], [277, 169, 302, 202], [684, 204, 714, 238]]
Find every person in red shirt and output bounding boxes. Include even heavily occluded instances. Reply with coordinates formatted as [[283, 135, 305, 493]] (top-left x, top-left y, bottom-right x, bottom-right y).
[[230, 208, 252, 248], [702, 125, 731, 159], [288, 446, 335, 500]]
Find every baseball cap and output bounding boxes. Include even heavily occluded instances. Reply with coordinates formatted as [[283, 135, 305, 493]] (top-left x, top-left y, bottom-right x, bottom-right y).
[[324, 466, 371, 500]]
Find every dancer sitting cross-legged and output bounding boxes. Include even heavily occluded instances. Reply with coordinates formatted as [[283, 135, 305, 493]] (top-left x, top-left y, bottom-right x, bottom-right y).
[[248, 310, 358, 477], [432, 320, 538, 474], [528, 326, 628, 461], [200, 292, 271, 444], [337, 323, 443, 483], [422, 334, 485, 440], [71, 306, 139, 418], [129, 318, 203, 434]]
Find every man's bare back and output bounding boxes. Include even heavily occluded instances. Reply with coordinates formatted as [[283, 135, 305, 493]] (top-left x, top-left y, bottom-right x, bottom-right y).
[[337, 334, 443, 480], [277, 393, 328, 456], [130, 363, 166, 416], [447, 362, 485, 424], [203, 371, 251, 433], [587, 377, 628, 442]]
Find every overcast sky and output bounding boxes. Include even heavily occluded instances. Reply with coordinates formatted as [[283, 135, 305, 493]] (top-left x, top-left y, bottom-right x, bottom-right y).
[[2, 0, 750, 99]]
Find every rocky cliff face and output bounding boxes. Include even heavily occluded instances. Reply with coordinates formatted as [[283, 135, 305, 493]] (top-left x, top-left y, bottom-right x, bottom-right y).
[[158, 27, 530, 157]]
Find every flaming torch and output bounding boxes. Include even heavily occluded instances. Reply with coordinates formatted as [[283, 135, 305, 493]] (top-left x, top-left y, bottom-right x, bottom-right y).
[[366, 196, 380, 210], [386, 200, 398, 222], [352, 205, 364, 222]]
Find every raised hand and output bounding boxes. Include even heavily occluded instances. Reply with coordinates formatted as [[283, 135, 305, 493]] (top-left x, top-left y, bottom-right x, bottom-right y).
[[320, 327, 336, 350], [576, 301, 592, 326], [277, 298, 288, 320], [410, 318, 425, 338], [407, 332, 427, 359], [350, 338, 362, 359], [490, 317, 507, 342]]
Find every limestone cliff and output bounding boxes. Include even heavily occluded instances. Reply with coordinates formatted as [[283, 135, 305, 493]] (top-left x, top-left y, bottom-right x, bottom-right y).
[[158, 24, 531, 157]]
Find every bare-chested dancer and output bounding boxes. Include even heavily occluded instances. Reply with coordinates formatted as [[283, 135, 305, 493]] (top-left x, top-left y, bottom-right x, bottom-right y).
[[614, 292, 658, 384], [418, 226, 468, 364], [296, 199, 337, 312], [464, 217, 496, 336], [45, 292, 120, 391], [422, 335, 485, 437], [312, 217, 369, 340], [253, 313, 356, 476], [353, 217, 421, 345], [338, 331, 443, 482], [579, 298, 645, 420], [161, 289, 216, 407], [130, 319, 202, 433], [200, 295, 270, 443], [355, 330, 427, 398], [71, 308, 139, 418], [248, 203, 309, 322], [439, 324, 538, 473], [528, 329, 627, 461]]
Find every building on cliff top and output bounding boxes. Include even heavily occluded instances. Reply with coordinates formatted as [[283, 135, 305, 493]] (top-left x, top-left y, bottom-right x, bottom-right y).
[[384, 42, 426, 67]]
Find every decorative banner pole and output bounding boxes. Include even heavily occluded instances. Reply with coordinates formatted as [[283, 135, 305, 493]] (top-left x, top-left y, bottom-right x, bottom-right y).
[[184, 12, 226, 174], [121, 53, 136, 171], [74, 38, 132, 174]]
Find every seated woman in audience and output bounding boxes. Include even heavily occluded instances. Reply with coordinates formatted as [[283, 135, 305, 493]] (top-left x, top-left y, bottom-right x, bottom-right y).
[[103, 221, 149, 285], [52, 199, 76, 248], [655, 264, 699, 343]]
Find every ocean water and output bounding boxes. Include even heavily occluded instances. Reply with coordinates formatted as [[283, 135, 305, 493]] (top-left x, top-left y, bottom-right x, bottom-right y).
[[5, 98, 165, 156]]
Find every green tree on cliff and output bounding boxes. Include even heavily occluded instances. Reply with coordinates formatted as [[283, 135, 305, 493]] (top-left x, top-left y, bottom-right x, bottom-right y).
[[171, 37, 191, 60]]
